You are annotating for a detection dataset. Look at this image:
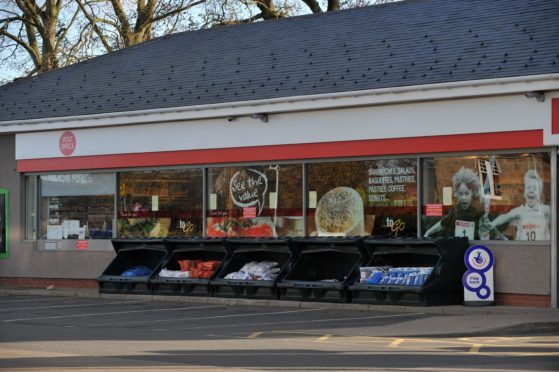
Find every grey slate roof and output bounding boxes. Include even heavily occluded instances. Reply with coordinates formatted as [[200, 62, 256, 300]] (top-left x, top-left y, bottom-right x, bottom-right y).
[[1, 0, 558, 123]]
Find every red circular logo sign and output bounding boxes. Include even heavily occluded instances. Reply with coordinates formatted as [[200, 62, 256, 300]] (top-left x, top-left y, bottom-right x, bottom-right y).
[[59, 131, 76, 156]]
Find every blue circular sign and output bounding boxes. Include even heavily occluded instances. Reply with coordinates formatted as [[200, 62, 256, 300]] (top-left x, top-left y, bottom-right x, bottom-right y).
[[464, 244, 494, 273], [462, 270, 486, 292]]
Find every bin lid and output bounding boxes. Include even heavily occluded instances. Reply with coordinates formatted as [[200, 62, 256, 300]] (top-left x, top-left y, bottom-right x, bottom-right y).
[[362, 237, 469, 263], [289, 237, 366, 257], [111, 238, 165, 254], [163, 237, 228, 255], [433, 236, 469, 263], [362, 237, 437, 253], [225, 237, 292, 252]]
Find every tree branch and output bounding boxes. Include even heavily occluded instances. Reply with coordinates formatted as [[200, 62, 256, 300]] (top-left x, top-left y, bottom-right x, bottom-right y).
[[76, 0, 113, 52], [327, 0, 340, 12], [55, 5, 79, 50], [151, 0, 207, 23], [0, 27, 40, 67], [301, 0, 323, 13], [109, 0, 131, 35]]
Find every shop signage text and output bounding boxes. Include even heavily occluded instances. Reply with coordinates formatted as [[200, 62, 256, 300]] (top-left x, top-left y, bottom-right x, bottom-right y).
[[59, 131, 76, 156]]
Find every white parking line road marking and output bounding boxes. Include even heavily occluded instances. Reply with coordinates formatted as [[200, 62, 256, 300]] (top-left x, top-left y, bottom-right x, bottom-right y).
[[1, 304, 224, 323], [317, 334, 332, 341], [166, 311, 425, 332], [0, 300, 149, 311], [96, 308, 325, 327]]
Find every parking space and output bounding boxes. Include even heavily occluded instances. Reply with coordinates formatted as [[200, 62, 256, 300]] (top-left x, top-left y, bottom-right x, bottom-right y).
[[0, 294, 558, 371]]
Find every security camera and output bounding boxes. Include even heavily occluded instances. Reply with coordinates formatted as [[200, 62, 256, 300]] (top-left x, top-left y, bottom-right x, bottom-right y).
[[227, 116, 236, 122], [524, 91, 545, 102]]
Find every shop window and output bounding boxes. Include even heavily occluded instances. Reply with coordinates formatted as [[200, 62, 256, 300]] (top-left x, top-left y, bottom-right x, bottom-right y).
[[422, 153, 551, 241], [118, 169, 203, 238], [24, 175, 37, 241], [307, 159, 418, 237], [207, 164, 303, 237], [39, 173, 115, 240]]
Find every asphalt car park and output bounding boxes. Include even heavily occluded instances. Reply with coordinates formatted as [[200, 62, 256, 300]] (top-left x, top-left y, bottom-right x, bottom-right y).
[[0, 294, 558, 371]]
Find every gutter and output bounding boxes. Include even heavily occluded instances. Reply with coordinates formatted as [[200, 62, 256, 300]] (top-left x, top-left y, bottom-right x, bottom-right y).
[[1, 73, 559, 134]]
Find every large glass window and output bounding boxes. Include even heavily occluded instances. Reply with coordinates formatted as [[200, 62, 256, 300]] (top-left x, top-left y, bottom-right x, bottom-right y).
[[39, 173, 115, 239], [207, 164, 303, 237], [118, 169, 203, 238], [422, 153, 551, 241], [307, 159, 418, 237]]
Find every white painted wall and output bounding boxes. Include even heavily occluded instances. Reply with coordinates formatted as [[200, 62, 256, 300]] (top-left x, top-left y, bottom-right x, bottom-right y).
[[16, 94, 550, 160]]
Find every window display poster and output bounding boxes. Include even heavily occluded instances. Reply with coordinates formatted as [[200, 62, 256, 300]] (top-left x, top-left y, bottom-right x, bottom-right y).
[[0, 189, 8, 256], [422, 153, 551, 241], [206, 165, 304, 237], [118, 169, 204, 238], [307, 159, 418, 237]]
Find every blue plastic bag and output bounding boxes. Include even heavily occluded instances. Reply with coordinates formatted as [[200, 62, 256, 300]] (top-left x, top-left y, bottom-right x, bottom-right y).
[[121, 265, 152, 277]]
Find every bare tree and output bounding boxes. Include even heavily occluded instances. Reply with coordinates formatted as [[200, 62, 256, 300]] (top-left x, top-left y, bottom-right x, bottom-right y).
[[0, 0, 81, 75], [201, 0, 390, 25], [0, 0, 209, 80], [77, 0, 208, 49], [0, 0, 395, 82]]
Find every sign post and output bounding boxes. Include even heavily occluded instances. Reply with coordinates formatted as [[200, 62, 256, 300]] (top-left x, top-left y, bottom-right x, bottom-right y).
[[462, 244, 494, 306]]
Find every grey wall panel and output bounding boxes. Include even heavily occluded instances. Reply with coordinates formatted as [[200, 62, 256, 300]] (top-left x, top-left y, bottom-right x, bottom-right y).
[[2, 245, 115, 278], [0, 134, 20, 248], [490, 243, 551, 295]]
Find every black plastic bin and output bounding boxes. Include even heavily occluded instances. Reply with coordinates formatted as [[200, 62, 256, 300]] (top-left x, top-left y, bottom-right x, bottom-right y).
[[348, 237, 469, 306], [211, 238, 293, 299], [150, 237, 228, 296], [97, 238, 166, 294], [277, 237, 366, 303]]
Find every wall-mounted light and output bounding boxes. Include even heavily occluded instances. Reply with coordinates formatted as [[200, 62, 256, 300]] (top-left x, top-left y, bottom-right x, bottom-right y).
[[524, 91, 545, 102], [250, 113, 269, 123]]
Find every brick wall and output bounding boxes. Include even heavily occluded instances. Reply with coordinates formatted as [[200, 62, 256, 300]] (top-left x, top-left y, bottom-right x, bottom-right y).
[[495, 293, 551, 308], [0, 277, 98, 289]]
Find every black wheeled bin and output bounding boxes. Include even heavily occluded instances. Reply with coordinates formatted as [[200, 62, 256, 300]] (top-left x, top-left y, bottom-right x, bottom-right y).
[[97, 238, 166, 294], [349, 237, 469, 306], [211, 238, 293, 300], [150, 237, 228, 296], [277, 237, 366, 303]]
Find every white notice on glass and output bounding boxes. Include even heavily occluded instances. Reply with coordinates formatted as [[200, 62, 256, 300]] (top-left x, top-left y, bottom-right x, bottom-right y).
[[68, 220, 80, 236], [443, 187, 453, 206], [46, 225, 63, 240], [308, 191, 317, 209], [269, 192, 277, 209], [209, 193, 217, 210], [152, 195, 159, 211], [78, 226, 86, 240], [62, 220, 69, 239]]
